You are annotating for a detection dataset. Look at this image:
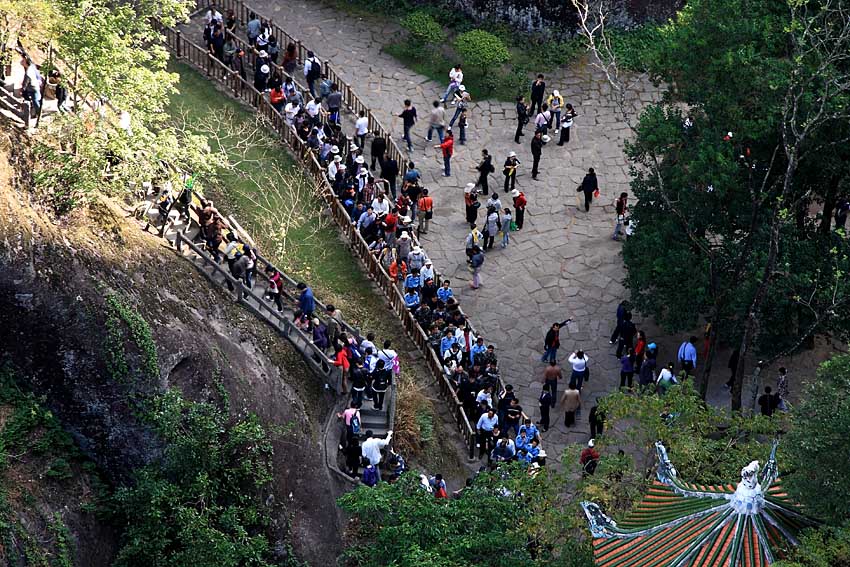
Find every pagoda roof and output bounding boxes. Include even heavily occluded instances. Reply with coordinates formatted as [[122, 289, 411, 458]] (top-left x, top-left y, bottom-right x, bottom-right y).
[[582, 442, 818, 567]]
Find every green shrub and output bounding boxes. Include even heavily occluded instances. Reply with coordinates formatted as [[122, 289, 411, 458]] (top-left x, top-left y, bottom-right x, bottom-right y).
[[400, 11, 446, 46], [454, 30, 511, 69]]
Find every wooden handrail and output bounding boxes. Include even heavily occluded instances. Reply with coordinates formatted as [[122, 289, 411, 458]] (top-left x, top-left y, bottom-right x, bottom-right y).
[[158, 16, 481, 458]]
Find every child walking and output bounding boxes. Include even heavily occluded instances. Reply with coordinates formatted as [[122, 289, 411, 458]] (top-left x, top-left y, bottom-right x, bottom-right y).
[[500, 207, 512, 248]]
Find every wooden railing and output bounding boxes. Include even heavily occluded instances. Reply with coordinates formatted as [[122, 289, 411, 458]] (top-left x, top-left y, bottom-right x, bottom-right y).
[[157, 20, 478, 459], [0, 84, 31, 125]]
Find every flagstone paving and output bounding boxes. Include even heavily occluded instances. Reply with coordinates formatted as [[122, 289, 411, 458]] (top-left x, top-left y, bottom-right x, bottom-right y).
[[213, 0, 734, 461]]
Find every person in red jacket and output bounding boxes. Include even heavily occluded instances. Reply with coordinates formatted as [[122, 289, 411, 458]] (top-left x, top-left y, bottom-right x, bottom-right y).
[[580, 439, 600, 476], [333, 344, 350, 393], [434, 129, 454, 177], [511, 189, 527, 230]]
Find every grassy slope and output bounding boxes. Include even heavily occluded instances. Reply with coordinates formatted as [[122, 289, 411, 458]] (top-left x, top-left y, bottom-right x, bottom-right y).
[[167, 61, 381, 321], [166, 62, 469, 478]]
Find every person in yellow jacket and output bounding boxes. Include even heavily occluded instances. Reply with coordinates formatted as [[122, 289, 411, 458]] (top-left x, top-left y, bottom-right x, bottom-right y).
[[546, 89, 564, 132]]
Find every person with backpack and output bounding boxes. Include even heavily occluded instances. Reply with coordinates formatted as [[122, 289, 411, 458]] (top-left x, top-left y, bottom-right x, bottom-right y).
[[350, 360, 369, 407], [417, 189, 434, 234], [371, 360, 392, 411], [338, 401, 361, 447], [303, 50, 322, 97]]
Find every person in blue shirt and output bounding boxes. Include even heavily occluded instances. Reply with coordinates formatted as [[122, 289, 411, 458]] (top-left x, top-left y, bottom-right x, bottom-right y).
[[440, 329, 459, 357], [470, 337, 487, 365], [402, 161, 421, 187], [517, 418, 539, 441], [677, 336, 698, 373], [515, 429, 532, 453], [403, 289, 420, 310], [436, 280, 454, 303], [476, 408, 498, 459], [527, 438, 541, 462], [297, 282, 315, 317], [404, 269, 421, 291]]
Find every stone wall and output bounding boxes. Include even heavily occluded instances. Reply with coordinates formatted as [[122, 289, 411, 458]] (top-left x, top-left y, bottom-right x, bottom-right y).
[[433, 0, 683, 36]]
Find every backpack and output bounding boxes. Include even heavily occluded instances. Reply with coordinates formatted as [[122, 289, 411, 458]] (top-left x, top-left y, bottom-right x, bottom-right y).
[[307, 58, 321, 81], [347, 343, 363, 363], [350, 414, 361, 434], [362, 465, 378, 487]]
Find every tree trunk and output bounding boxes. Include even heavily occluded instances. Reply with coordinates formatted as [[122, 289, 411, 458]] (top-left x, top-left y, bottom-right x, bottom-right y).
[[699, 323, 718, 399], [820, 191, 836, 236]]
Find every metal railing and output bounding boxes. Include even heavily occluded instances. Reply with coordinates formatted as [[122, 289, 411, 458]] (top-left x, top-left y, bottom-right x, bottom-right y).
[[158, 18, 479, 458], [175, 232, 343, 389]]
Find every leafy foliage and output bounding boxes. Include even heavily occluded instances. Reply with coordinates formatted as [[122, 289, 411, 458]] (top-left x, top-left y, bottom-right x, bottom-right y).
[[598, 383, 778, 483], [783, 355, 850, 525], [400, 11, 446, 47], [619, 0, 850, 404], [338, 464, 587, 567], [104, 293, 159, 380], [775, 523, 850, 567], [454, 30, 511, 69], [112, 389, 284, 567]]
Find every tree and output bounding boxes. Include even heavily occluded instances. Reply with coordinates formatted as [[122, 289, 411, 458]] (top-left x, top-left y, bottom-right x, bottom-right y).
[[597, 382, 778, 483], [573, 0, 850, 407], [774, 523, 850, 567], [783, 355, 850, 525], [338, 464, 587, 567]]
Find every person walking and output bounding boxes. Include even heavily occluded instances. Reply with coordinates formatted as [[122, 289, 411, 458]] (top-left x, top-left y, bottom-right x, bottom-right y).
[[426, 100, 446, 143], [483, 207, 500, 250], [614, 312, 636, 359], [370, 135, 387, 172], [580, 439, 600, 476], [503, 152, 519, 193], [541, 320, 570, 364], [558, 104, 577, 145], [577, 168, 598, 212], [613, 192, 629, 240], [469, 245, 484, 289], [538, 383, 552, 432], [568, 350, 589, 390], [543, 361, 561, 408], [442, 64, 463, 103], [303, 50, 322, 97], [531, 131, 544, 180], [514, 96, 529, 144], [297, 282, 315, 318], [476, 149, 494, 195], [561, 383, 581, 427], [417, 189, 433, 234], [511, 189, 527, 230], [529, 74, 546, 117], [589, 403, 604, 437], [435, 130, 454, 177], [476, 407, 498, 459], [677, 336, 698, 374], [620, 348, 636, 389], [380, 154, 399, 199], [449, 85, 471, 126], [500, 208, 513, 248], [398, 99, 417, 153]]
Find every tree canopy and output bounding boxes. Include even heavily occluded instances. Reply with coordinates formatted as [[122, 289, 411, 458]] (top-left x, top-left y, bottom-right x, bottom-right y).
[[616, 0, 850, 406]]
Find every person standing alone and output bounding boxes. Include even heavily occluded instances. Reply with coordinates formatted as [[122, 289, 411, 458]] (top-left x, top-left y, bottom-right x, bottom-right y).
[[398, 99, 417, 153], [435, 129, 454, 177], [531, 131, 544, 180], [529, 74, 546, 117], [514, 96, 529, 144], [476, 149, 494, 195]]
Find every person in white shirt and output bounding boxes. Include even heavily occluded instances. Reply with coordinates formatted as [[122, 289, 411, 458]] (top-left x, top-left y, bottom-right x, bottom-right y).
[[205, 6, 223, 24], [283, 101, 299, 126], [377, 340, 398, 374], [442, 64, 463, 102], [371, 195, 390, 216], [21, 58, 43, 115], [475, 386, 493, 408], [306, 97, 322, 124], [420, 259, 435, 282], [568, 350, 589, 390], [355, 110, 369, 150], [327, 156, 342, 180], [475, 408, 498, 459], [361, 430, 393, 481]]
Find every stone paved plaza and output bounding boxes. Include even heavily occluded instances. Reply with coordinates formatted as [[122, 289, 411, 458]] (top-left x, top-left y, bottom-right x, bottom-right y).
[[215, 1, 728, 458]]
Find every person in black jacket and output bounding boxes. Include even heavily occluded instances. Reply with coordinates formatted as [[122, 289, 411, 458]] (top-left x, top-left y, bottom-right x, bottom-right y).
[[531, 131, 544, 180], [529, 74, 546, 117], [514, 96, 529, 144], [578, 167, 598, 212], [379, 155, 399, 198], [614, 312, 636, 359], [370, 135, 387, 171], [475, 149, 493, 195]]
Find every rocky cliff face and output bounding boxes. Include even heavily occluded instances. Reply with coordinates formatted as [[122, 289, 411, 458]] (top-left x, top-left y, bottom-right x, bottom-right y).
[[0, 131, 344, 565], [436, 0, 682, 35]]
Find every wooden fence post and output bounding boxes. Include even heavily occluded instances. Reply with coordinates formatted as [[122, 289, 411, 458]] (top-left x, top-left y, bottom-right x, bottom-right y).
[[176, 30, 183, 58]]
